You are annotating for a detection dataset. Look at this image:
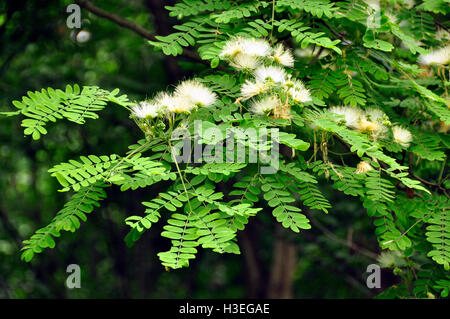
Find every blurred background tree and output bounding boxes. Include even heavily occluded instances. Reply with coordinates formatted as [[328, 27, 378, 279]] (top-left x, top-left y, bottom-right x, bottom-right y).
[[0, 0, 391, 298]]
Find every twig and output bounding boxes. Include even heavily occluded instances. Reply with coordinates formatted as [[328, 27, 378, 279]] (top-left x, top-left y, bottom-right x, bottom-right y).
[[318, 21, 352, 45], [74, 0, 208, 66], [438, 157, 447, 184], [408, 153, 448, 197], [307, 212, 379, 261]]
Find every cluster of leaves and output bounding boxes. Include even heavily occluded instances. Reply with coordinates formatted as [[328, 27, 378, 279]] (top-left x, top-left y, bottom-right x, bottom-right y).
[[1, 85, 132, 140], [3, 0, 449, 298]]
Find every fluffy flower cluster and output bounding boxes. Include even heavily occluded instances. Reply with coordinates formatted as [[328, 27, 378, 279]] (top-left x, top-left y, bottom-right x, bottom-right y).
[[249, 96, 281, 115], [328, 106, 362, 129], [355, 161, 373, 174], [242, 66, 311, 118], [418, 45, 450, 66], [220, 37, 294, 71], [220, 37, 311, 118], [358, 108, 389, 139], [131, 101, 160, 119], [131, 80, 217, 119], [392, 126, 413, 148], [329, 106, 413, 147]]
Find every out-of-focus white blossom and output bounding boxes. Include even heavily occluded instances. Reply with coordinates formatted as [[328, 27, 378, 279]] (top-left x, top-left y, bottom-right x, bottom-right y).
[[385, 12, 398, 24], [377, 251, 404, 268], [403, 0, 415, 9], [364, 0, 380, 12], [436, 28, 450, 42], [365, 108, 388, 123], [418, 45, 450, 65], [356, 108, 389, 138], [392, 126, 412, 147], [355, 161, 373, 174], [329, 106, 363, 128], [76, 30, 91, 43], [357, 118, 385, 136]]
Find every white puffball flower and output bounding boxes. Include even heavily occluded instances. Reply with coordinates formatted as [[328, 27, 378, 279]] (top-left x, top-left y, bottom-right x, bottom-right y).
[[155, 92, 176, 112], [357, 117, 384, 134], [241, 38, 272, 57], [329, 106, 363, 129], [175, 80, 217, 107], [254, 65, 286, 84], [249, 95, 280, 115], [355, 161, 373, 174], [155, 92, 194, 114], [377, 251, 404, 269], [290, 87, 312, 103], [418, 45, 450, 66], [287, 80, 312, 103], [167, 96, 195, 114], [220, 37, 245, 58], [229, 53, 261, 71], [355, 108, 389, 137], [270, 44, 295, 67], [392, 126, 413, 148], [132, 101, 161, 119], [240, 80, 269, 101], [365, 108, 388, 123]]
